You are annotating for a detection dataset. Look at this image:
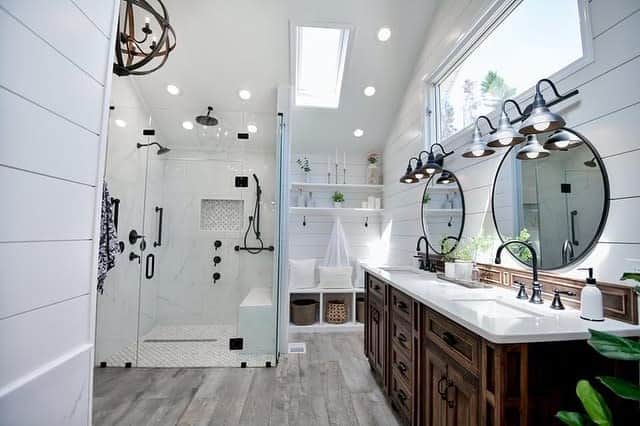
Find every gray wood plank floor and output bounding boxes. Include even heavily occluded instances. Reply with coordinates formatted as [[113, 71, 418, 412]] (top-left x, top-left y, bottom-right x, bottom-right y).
[[93, 332, 400, 426]]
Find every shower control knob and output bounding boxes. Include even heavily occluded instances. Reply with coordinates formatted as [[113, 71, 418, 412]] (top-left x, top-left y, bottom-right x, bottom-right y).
[[213, 272, 221, 284], [214, 240, 222, 250], [129, 229, 145, 245], [213, 256, 221, 266]]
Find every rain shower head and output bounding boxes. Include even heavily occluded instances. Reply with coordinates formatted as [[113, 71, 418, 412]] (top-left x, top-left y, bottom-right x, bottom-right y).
[[137, 142, 171, 155], [196, 106, 219, 126]]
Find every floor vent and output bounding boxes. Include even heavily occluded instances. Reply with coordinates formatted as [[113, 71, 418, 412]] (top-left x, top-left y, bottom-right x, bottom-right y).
[[288, 342, 306, 354]]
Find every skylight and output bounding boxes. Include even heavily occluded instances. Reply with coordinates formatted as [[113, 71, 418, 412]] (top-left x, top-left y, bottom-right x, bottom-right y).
[[295, 26, 350, 109]]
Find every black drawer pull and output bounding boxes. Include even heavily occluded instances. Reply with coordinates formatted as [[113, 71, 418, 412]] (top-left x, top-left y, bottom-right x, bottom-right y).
[[397, 361, 408, 374], [373, 284, 380, 291], [442, 331, 457, 346], [397, 333, 408, 344], [397, 300, 409, 312], [397, 389, 407, 404], [437, 376, 448, 398]]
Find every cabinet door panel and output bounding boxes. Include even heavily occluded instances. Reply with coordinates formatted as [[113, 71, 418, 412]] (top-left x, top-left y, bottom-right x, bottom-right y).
[[446, 363, 479, 426], [424, 346, 448, 426]]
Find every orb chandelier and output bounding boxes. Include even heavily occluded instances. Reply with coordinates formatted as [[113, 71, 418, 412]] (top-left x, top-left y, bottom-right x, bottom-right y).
[[113, 0, 176, 76]]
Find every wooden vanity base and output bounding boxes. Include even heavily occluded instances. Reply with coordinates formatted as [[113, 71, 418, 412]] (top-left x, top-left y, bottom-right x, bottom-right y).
[[364, 273, 639, 425]]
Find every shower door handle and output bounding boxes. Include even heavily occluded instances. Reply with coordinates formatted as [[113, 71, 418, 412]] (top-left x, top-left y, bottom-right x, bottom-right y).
[[111, 197, 120, 231], [153, 206, 163, 247], [570, 210, 578, 245], [145, 254, 155, 279]]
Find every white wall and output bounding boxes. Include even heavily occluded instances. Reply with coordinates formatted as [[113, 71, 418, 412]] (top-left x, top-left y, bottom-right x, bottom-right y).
[[0, 0, 117, 424], [383, 0, 640, 285]]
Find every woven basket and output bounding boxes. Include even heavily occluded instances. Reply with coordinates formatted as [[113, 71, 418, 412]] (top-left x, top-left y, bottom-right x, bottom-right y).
[[290, 299, 318, 325], [325, 300, 347, 324]]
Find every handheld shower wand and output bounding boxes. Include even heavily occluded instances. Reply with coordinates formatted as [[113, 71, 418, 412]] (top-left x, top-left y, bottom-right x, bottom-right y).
[[235, 173, 274, 253]]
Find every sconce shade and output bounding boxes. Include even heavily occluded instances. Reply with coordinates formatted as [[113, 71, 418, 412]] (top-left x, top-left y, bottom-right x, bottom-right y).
[[544, 129, 583, 151], [519, 80, 567, 135], [487, 110, 525, 147], [418, 153, 442, 176], [400, 161, 419, 183], [436, 171, 455, 185], [462, 126, 495, 158], [516, 134, 550, 160]]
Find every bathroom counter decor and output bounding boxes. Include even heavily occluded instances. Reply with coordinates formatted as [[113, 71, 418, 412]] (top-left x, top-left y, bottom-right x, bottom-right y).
[[289, 207, 383, 216]]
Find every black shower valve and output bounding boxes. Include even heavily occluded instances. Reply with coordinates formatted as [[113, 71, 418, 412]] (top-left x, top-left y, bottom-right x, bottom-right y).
[[214, 240, 222, 250], [213, 256, 221, 266], [213, 272, 221, 283]]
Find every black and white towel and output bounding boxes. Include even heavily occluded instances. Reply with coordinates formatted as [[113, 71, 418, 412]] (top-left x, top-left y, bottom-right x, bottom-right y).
[[97, 182, 120, 293]]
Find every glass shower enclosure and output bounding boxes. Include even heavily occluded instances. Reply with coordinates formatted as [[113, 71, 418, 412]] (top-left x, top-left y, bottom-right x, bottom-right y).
[[95, 78, 281, 367]]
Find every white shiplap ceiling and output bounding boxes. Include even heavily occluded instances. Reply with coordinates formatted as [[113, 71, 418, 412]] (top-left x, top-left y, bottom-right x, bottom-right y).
[[121, 0, 439, 153]]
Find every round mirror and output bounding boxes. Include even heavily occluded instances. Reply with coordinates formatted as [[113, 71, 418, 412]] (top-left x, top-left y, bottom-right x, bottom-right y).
[[492, 128, 609, 269], [421, 169, 465, 255]]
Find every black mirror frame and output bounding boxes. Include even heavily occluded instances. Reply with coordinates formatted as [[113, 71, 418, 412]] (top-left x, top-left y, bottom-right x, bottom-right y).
[[490, 127, 610, 270], [420, 169, 466, 255]]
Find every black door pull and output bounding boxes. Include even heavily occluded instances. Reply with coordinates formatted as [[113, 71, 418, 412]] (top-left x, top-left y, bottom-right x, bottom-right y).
[[154, 206, 163, 247], [145, 254, 155, 279]]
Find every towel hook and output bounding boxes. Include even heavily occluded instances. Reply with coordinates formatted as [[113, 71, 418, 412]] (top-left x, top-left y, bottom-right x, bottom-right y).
[[302, 215, 307, 227], [364, 216, 369, 228], [447, 216, 453, 227]]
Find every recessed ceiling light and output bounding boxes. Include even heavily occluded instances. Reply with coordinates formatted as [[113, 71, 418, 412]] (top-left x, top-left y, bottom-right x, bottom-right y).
[[364, 86, 376, 96], [182, 121, 194, 130], [166, 84, 180, 95], [377, 27, 391, 42], [114, 119, 127, 127], [238, 89, 252, 100], [247, 124, 258, 133], [354, 128, 364, 137]]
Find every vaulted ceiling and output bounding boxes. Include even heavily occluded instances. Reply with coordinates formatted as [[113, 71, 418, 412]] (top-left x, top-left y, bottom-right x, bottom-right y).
[[123, 0, 439, 153]]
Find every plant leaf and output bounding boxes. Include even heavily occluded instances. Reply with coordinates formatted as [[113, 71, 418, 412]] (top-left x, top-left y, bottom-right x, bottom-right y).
[[598, 376, 640, 401], [576, 380, 613, 426], [620, 272, 640, 283], [556, 411, 589, 426], [588, 329, 640, 361]]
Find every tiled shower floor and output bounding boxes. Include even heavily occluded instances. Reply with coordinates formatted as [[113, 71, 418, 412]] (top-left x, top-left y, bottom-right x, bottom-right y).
[[104, 324, 275, 368]]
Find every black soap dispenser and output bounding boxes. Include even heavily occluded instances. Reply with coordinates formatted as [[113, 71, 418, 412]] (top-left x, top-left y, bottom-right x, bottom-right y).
[[578, 268, 604, 321]]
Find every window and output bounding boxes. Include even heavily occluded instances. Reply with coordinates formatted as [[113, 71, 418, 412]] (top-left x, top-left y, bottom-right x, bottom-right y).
[[434, 0, 588, 140], [295, 26, 350, 108]]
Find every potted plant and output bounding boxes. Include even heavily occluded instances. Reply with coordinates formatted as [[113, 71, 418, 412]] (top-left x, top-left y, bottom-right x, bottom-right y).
[[423, 193, 431, 205], [453, 234, 493, 281], [367, 152, 380, 184], [332, 191, 345, 208], [556, 274, 640, 426], [440, 237, 457, 278], [296, 156, 311, 182]]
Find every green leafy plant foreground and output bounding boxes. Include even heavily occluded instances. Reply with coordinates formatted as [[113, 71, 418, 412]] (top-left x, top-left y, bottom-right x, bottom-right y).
[[556, 274, 640, 425], [332, 191, 344, 203]]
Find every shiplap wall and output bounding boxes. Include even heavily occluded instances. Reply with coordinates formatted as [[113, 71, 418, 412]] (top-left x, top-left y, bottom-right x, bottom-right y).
[[0, 0, 117, 424], [383, 0, 640, 285]]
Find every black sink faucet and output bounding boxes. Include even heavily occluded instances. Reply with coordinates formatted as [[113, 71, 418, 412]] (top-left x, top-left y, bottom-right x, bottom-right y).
[[415, 235, 433, 272], [495, 240, 543, 304]]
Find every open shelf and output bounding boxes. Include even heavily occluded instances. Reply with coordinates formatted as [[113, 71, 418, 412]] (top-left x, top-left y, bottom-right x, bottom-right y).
[[289, 288, 365, 332], [289, 207, 383, 216], [291, 182, 383, 192]]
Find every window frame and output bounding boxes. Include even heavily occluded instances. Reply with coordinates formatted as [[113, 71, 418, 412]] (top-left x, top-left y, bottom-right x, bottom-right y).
[[424, 0, 594, 147]]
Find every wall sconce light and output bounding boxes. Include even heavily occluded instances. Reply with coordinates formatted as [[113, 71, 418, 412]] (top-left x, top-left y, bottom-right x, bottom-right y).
[[543, 128, 583, 151], [462, 116, 496, 158], [436, 170, 455, 185], [518, 79, 571, 134], [516, 134, 550, 160], [486, 99, 525, 147], [400, 157, 421, 183]]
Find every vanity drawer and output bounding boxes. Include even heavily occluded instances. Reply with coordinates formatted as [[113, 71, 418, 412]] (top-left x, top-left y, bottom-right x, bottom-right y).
[[391, 314, 412, 357], [390, 370, 412, 424], [424, 308, 480, 375], [391, 288, 413, 324], [391, 343, 413, 389], [368, 275, 386, 301]]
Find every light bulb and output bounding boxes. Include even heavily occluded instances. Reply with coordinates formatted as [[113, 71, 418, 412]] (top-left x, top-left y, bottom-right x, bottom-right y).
[[526, 151, 539, 159], [533, 121, 550, 131], [499, 137, 513, 146], [144, 17, 151, 24], [472, 150, 484, 157], [554, 140, 569, 149], [414, 173, 425, 179], [403, 178, 412, 183], [425, 167, 436, 175]]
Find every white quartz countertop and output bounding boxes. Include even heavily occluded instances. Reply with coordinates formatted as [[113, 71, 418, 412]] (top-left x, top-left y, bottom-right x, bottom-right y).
[[363, 265, 640, 344]]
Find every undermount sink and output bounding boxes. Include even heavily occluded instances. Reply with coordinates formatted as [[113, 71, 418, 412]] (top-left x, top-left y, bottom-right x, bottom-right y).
[[377, 266, 427, 278], [451, 299, 548, 319]]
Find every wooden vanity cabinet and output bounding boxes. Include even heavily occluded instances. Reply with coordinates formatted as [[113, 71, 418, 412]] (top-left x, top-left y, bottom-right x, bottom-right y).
[[363, 273, 639, 426]]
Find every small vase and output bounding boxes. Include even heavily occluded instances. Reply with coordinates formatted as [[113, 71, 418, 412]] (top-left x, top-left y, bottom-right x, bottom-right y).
[[366, 163, 379, 184], [455, 261, 473, 281], [444, 262, 456, 279], [333, 202, 342, 208], [304, 171, 311, 183]]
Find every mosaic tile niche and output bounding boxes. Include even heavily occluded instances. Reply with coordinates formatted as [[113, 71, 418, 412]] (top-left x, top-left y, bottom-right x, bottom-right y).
[[200, 199, 244, 232]]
